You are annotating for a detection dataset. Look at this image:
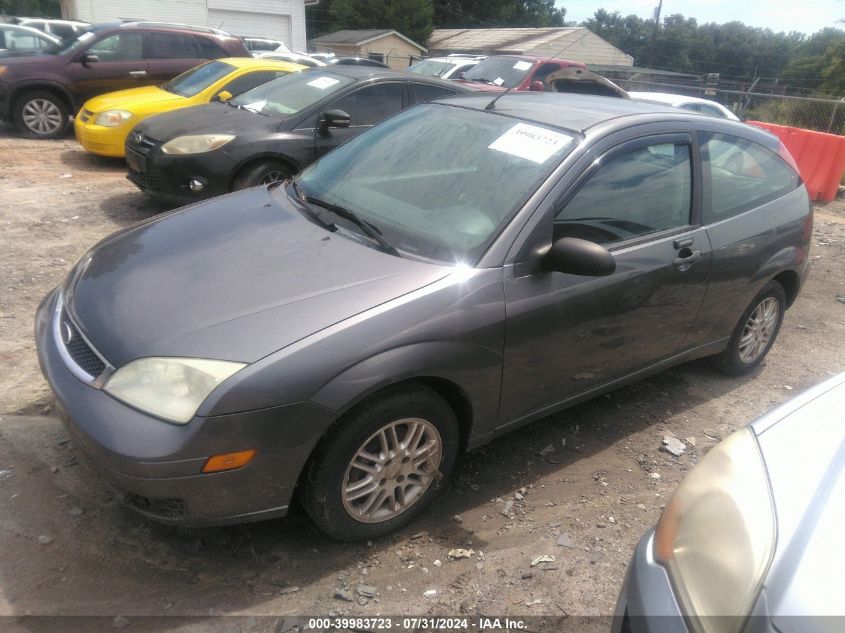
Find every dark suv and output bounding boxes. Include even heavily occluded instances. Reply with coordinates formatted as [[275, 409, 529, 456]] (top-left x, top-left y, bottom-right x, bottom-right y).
[[0, 22, 248, 138]]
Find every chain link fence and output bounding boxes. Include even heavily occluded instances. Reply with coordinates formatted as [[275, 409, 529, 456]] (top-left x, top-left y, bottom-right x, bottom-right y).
[[618, 78, 845, 135]]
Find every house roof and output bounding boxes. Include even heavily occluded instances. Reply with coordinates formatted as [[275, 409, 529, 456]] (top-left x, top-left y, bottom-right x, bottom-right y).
[[309, 29, 426, 52], [428, 27, 584, 53]]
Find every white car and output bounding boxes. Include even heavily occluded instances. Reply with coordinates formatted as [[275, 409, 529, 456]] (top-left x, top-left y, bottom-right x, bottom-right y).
[[408, 55, 486, 80], [254, 50, 325, 67], [628, 91, 740, 121], [17, 18, 89, 40], [0, 23, 59, 54]]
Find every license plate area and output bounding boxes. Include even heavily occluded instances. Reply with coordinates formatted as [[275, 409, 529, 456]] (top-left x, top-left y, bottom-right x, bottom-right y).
[[126, 150, 146, 175]]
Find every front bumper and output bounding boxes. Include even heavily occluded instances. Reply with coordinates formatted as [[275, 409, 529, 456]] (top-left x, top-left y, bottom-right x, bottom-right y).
[[74, 115, 129, 158], [35, 287, 335, 526], [612, 530, 689, 633], [124, 134, 234, 204], [0, 81, 9, 121]]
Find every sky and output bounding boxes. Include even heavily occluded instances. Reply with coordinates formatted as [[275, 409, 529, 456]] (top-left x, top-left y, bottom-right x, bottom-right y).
[[559, 0, 845, 35]]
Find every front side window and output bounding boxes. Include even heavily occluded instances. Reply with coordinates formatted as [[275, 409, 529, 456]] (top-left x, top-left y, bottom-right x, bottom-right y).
[[328, 83, 403, 126], [221, 70, 288, 97], [463, 56, 535, 88], [295, 104, 576, 264], [230, 71, 356, 118], [147, 32, 201, 60], [161, 60, 235, 97], [554, 142, 692, 246], [407, 59, 453, 78], [88, 33, 143, 61], [411, 82, 457, 104], [700, 132, 800, 223]]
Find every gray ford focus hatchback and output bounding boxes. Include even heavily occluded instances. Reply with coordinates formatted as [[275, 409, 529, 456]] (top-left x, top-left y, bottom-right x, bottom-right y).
[[35, 93, 811, 539]]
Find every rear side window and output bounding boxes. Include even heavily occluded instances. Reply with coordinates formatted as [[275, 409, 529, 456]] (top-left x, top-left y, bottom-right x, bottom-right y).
[[411, 82, 457, 104], [147, 32, 201, 59], [700, 132, 800, 223], [555, 142, 692, 246], [196, 36, 228, 59]]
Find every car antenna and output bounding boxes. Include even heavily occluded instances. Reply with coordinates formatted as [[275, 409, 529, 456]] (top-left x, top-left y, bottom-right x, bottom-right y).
[[485, 37, 585, 111]]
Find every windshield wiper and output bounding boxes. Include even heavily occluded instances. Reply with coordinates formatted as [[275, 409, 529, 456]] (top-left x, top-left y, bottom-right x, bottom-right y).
[[304, 195, 400, 257]]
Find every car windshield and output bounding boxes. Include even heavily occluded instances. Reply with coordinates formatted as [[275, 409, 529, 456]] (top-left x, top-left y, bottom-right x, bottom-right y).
[[44, 28, 95, 54], [293, 104, 576, 265], [463, 56, 534, 88], [407, 59, 454, 78], [230, 71, 354, 118], [162, 60, 237, 97]]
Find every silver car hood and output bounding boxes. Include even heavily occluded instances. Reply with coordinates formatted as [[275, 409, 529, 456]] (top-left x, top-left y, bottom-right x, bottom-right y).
[[752, 372, 845, 628]]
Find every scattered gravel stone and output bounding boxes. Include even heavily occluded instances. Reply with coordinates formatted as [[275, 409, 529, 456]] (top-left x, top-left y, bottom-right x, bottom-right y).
[[661, 436, 686, 457], [424, 589, 437, 597], [530, 554, 555, 567], [590, 549, 604, 564], [557, 533, 575, 548], [451, 514, 463, 524], [447, 548, 474, 560], [501, 499, 514, 516], [649, 472, 661, 480], [69, 507, 83, 516], [37, 535, 53, 545], [112, 616, 129, 629], [357, 584, 377, 598], [334, 589, 354, 602]]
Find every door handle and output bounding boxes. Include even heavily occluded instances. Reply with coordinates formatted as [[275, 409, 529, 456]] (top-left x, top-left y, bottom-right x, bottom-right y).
[[673, 248, 701, 268], [129, 70, 147, 77]]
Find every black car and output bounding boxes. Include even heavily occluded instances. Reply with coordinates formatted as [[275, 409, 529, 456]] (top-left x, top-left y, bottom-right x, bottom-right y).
[[125, 66, 470, 203], [329, 57, 389, 68]]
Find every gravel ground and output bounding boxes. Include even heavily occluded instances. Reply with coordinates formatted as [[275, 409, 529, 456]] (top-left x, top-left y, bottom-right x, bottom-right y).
[[1, 124, 844, 630]]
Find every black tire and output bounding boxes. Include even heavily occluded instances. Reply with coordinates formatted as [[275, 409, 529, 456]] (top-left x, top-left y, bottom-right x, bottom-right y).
[[713, 280, 787, 376], [301, 384, 460, 541], [13, 90, 70, 139], [231, 160, 291, 190]]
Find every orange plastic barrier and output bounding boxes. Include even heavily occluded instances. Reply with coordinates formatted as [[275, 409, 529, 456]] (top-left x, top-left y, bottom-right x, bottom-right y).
[[748, 120, 845, 202]]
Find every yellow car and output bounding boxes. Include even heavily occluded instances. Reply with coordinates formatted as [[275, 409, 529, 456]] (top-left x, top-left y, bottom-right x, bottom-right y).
[[75, 57, 304, 157]]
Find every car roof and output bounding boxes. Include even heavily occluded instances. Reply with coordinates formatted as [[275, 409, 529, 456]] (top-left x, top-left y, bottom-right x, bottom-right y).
[[308, 65, 467, 88], [1, 23, 59, 39], [628, 91, 718, 107], [433, 92, 771, 140], [220, 56, 305, 71]]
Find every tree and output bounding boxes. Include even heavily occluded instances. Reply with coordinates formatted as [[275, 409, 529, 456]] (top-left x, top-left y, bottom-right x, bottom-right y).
[[432, 0, 567, 29], [325, 0, 435, 46], [0, 0, 60, 18]]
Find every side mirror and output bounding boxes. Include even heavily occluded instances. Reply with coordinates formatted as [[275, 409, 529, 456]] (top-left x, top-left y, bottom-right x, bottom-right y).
[[80, 52, 99, 66], [542, 237, 616, 276], [212, 90, 233, 103], [530, 80, 545, 92], [319, 109, 351, 132]]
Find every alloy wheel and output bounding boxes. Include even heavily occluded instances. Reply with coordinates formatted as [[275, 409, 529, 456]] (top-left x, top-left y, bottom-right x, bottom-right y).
[[259, 170, 286, 185], [22, 99, 63, 136], [738, 297, 779, 364], [341, 418, 443, 523]]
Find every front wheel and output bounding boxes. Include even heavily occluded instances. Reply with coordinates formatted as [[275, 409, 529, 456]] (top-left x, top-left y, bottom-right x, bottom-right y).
[[301, 385, 460, 540], [713, 280, 786, 376], [232, 160, 290, 190], [14, 90, 69, 139]]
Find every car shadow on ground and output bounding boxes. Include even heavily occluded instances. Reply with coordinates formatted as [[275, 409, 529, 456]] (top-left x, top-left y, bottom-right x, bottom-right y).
[[98, 191, 173, 224], [0, 356, 761, 620], [59, 148, 124, 173]]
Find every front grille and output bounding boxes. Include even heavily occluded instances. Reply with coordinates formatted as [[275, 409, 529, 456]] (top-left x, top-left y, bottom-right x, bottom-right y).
[[125, 493, 187, 521], [60, 308, 106, 378], [127, 162, 169, 192]]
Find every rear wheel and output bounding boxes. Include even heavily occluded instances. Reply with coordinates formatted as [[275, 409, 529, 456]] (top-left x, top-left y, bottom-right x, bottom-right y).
[[713, 281, 786, 376], [14, 90, 69, 139], [301, 385, 460, 540], [232, 160, 291, 190]]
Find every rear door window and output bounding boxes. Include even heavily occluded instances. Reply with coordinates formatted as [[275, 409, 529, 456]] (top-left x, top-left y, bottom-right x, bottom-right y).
[[554, 141, 693, 245], [700, 132, 801, 223], [146, 32, 202, 59], [411, 82, 458, 104]]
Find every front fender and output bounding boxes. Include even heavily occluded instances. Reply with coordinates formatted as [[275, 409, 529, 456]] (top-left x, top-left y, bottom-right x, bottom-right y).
[[310, 341, 503, 443]]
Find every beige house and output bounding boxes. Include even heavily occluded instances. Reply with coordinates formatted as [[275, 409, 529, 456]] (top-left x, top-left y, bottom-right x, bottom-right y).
[[308, 29, 426, 69], [427, 27, 634, 67]]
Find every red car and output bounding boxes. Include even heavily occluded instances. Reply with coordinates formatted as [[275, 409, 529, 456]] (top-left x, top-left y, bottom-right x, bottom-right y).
[[455, 54, 586, 92]]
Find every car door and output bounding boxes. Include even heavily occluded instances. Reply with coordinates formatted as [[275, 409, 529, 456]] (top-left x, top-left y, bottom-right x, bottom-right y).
[[64, 31, 148, 104], [145, 31, 206, 83], [313, 81, 405, 158], [498, 131, 713, 426]]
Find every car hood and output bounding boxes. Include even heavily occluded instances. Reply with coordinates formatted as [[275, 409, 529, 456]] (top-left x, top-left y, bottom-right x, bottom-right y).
[[136, 102, 272, 141], [83, 85, 183, 112], [752, 373, 845, 623], [64, 186, 451, 367]]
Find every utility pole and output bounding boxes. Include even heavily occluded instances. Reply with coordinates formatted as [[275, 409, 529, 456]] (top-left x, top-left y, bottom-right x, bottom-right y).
[[647, 0, 663, 68]]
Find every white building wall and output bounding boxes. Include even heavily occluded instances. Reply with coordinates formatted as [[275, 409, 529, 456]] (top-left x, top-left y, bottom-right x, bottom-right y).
[[528, 29, 634, 66], [64, 0, 306, 51]]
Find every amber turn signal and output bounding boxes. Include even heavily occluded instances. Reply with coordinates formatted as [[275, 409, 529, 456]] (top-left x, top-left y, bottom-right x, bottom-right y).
[[202, 449, 257, 473]]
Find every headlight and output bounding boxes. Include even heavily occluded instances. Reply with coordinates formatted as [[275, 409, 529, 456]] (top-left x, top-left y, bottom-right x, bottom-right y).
[[104, 357, 246, 424], [654, 428, 775, 633], [94, 110, 132, 127], [161, 134, 236, 155]]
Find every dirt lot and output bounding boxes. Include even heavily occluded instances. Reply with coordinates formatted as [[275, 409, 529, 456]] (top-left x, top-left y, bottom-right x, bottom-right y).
[[1, 124, 844, 630]]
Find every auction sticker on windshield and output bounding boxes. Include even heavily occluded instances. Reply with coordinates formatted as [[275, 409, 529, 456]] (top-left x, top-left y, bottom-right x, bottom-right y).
[[489, 123, 573, 164], [307, 76, 341, 89], [513, 60, 532, 70]]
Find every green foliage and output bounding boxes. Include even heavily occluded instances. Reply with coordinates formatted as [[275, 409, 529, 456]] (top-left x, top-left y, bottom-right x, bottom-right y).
[[432, 0, 567, 28], [0, 0, 60, 18]]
